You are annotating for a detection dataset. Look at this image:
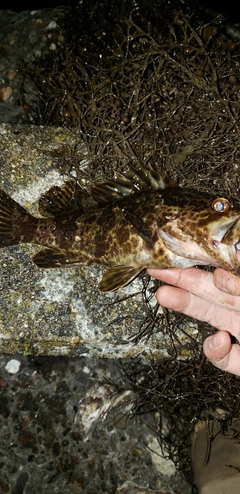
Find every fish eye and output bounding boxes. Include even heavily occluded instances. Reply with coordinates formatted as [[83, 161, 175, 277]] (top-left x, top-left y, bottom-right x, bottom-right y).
[[211, 197, 230, 213]]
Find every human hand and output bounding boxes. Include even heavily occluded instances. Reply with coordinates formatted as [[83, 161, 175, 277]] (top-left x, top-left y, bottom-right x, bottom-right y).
[[147, 267, 240, 376]]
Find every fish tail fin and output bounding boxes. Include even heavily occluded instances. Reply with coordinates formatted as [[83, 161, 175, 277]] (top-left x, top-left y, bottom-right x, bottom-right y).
[[0, 189, 31, 247]]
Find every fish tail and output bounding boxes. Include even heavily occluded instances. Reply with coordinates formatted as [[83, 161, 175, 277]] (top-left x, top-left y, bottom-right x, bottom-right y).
[[0, 189, 32, 247]]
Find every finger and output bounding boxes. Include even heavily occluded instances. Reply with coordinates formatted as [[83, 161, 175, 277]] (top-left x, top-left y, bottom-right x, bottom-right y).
[[214, 268, 240, 296], [203, 332, 240, 376], [148, 268, 240, 311], [148, 268, 214, 293], [155, 285, 240, 338]]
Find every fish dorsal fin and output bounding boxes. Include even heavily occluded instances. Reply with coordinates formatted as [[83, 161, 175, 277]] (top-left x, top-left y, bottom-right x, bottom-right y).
[[123, 162, 172, 191], [38, 180, 98, 217], [90, 163, 176, 205], [38, 165, 176, 217], [99, 265, 143, 292]]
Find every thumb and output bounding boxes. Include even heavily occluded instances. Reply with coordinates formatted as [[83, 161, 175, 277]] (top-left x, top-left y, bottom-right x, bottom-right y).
[[203, 331, 240, 376]]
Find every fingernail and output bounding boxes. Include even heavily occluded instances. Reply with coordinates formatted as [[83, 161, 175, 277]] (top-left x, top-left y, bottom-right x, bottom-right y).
[[209, 332, 221, 350], [216, 275, 235, 294]]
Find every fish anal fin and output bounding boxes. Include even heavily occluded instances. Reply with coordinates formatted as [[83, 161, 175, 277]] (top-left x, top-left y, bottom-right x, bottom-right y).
[[38, 180, 97, 217], [33, 248, 81, 268], [99, 265, 143, 292]]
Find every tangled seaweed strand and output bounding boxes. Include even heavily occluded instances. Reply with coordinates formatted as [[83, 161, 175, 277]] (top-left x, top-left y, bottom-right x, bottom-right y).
[[107, 355, 240, 491], [21, 0, 240, 198]]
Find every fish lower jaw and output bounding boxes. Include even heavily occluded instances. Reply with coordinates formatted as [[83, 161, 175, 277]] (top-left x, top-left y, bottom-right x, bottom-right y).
[[211, 241, 240, 273], [159, 231, 240, 272], [159, 230, 224, 266], [235, 246, 240, 264]]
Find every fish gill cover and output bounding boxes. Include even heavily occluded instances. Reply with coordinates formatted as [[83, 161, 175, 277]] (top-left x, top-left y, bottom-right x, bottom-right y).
[[18, 0, 240, 489]]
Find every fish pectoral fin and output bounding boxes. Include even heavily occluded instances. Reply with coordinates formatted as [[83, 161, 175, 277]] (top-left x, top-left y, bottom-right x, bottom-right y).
[[99, 265, 143, 292], [33, 248, 80, 268], [123, 209, 154, 247]]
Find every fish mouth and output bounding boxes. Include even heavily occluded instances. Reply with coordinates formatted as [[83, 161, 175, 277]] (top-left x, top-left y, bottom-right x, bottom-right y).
[[212, 215, 240, 244], [214, 216, 240, 269], [220, 217, 240, 249], [159, 215, 240, 270]]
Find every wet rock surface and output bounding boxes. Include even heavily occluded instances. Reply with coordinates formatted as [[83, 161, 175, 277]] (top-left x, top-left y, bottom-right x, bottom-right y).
[[0, 354, 190, 493]]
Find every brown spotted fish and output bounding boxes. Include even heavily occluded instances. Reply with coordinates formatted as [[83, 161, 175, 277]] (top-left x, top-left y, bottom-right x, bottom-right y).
[[1, 164, 240, 292]]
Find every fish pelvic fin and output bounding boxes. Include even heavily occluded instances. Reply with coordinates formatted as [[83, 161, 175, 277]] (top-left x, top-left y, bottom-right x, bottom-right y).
[[99, 265, 144, 292], [0, 189, 30, 247]]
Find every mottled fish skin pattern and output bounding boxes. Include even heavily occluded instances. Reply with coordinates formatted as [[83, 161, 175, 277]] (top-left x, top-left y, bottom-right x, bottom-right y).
[[0, 167, 240, 291]]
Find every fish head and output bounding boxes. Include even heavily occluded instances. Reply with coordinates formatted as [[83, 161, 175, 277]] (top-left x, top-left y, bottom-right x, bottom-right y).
[[158, 188, 240, 273]]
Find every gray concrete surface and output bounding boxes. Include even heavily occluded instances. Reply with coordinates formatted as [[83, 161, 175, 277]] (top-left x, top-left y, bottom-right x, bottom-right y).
[[0, 353, 192, 493]]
